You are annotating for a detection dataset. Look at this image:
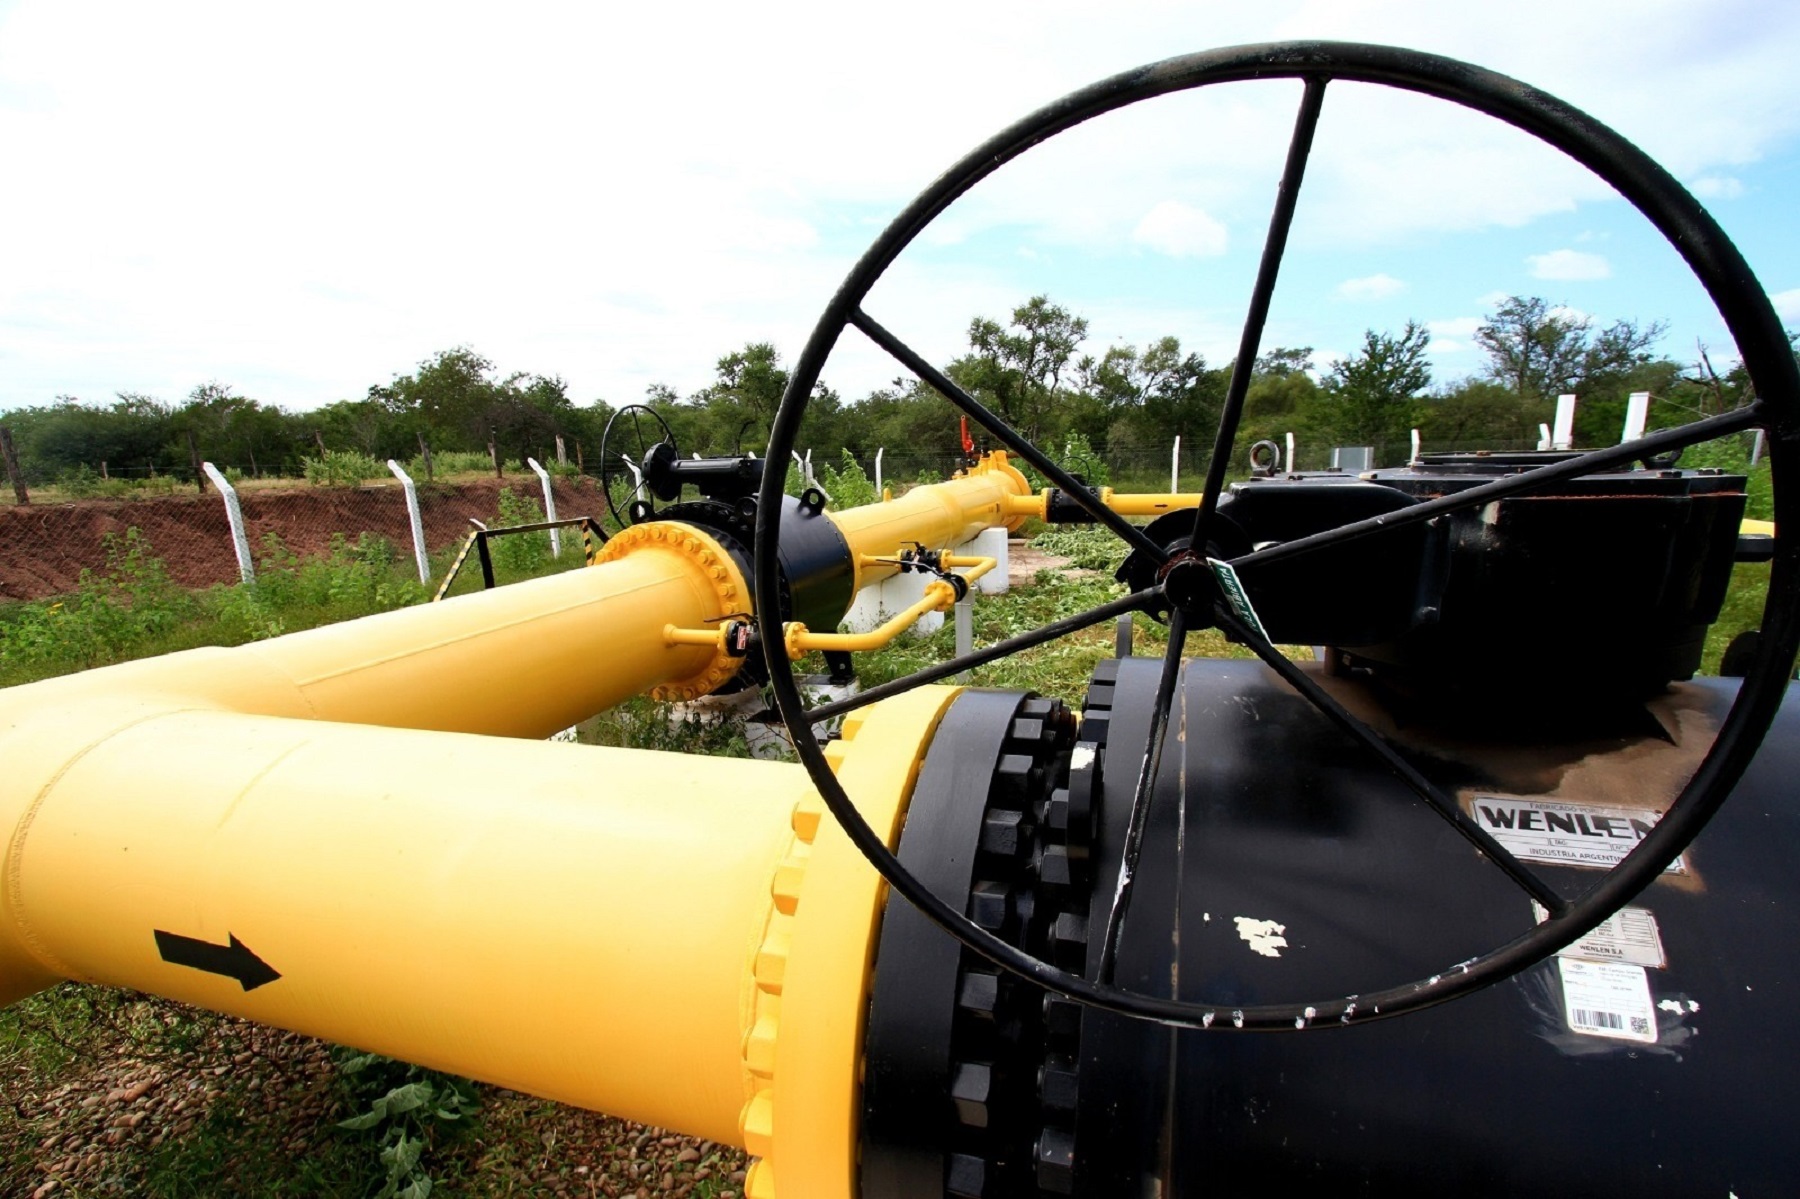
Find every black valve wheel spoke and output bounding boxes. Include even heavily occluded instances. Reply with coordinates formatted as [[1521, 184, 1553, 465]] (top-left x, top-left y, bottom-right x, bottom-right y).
[[1192, 76, 1327, 553], [755, 42, 1800, 1032], [851, 308, 1168, 562]]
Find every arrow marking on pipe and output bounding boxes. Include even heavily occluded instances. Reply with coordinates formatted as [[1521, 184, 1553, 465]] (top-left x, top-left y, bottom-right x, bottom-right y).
[[153, 931, 282, 991]]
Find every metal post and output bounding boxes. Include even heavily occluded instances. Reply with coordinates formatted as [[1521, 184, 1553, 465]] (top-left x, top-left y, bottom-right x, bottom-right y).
[[875, 447, 884, 496], [1285, 431, 1296, 474], [201, 462, 256, 584], [527, 458, 562, 557], [387, 459, 432, 583], [954, 592, 973, 683], [1171, 435, 1181, 492], [475, 531, 497, 589], [1409, 428, 1421, 464]]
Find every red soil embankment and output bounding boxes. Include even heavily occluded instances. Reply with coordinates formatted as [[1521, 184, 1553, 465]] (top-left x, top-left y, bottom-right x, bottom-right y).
[[0, 477, 607, 602]]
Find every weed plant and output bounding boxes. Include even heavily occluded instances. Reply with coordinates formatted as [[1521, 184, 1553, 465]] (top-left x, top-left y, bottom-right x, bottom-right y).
[[335, 1051, 480, 1199], [818, 450, 879, 510], [492, 487, 552, 575], [303, 450, 386, 487]]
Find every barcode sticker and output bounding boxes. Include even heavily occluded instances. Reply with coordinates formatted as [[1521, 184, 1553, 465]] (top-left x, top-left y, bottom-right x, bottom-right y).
[[1559, 959, 1658, 1044]]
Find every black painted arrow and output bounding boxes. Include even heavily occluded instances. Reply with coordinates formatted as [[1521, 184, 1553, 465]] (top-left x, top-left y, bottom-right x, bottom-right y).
[[153, 930, 281, 991]]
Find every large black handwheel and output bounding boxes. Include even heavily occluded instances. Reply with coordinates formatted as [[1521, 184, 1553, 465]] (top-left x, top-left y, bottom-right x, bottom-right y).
[[754, 42, 1800, 1030], [598, 403, 677, 530]]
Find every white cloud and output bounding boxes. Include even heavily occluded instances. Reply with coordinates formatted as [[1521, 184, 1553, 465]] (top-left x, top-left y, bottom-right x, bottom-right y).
[[1131, 201, 1229, 258], [1528, 250, 1613, 281], [1772, 288, 1800, 324], [1337, 273, 1407, 301], [1690, 175, 1746, 199], [1425, 316, 1485, 353]]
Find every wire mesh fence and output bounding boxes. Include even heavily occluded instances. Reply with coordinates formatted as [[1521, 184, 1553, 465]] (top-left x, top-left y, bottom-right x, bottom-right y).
[[2, 427, 1763, 605], [0, 474, 610, 604]]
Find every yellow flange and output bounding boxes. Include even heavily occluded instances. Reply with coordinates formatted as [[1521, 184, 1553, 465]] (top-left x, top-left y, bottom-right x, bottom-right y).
[[593, 521, 750, 701], [738, 684, 963, 1199]]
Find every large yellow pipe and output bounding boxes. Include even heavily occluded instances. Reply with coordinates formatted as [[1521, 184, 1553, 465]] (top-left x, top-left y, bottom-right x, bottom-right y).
[[1, 636, 959, 1183]]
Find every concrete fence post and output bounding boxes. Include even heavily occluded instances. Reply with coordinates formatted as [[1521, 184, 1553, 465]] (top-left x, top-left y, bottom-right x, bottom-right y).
[[1170, 435, 1181, 492], [201, 462, 255, 584], [387, 459, 432, 583], [526, 457, 561, 557], [1621, 392, 1651, 445], [1553, 394, 1577, 450]]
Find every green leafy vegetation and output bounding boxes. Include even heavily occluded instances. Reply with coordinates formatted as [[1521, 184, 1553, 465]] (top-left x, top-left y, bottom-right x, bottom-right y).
[[302, 449, 386, 487], [492, 487, 551, 575], [819, 449, 879, 509], [335, 1051, 481, 1198]]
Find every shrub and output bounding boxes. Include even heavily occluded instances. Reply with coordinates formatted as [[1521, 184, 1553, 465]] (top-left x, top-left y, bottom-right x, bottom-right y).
[[0, 529, 196, 673], [303, 450, 384, 487], [818, 450, 879, 510], [492, 487, 551, 575]]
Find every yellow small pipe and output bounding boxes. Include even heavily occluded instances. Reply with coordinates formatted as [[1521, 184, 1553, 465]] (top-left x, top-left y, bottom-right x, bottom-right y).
[[780, 555, 993, 657], [784, 583, 956, 656]]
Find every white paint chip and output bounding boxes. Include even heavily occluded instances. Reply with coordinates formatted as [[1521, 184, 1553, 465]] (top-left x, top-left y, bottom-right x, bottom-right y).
[[1233, 916, 1289, 958]]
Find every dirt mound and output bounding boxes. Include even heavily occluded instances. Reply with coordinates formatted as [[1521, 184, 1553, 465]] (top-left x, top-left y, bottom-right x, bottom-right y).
[[0, 477, 608, 602]]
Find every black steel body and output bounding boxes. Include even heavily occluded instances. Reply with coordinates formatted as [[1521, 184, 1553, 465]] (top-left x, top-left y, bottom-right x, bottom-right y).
[[871, 667, 1800, 1195], [1210, 460, 1747, 702]]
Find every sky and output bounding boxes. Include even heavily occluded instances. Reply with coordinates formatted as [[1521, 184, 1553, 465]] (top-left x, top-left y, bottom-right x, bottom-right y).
[[2, 0, 1798, 418]]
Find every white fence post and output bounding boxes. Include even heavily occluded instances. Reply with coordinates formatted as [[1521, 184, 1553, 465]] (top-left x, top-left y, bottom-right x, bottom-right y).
[[1285, 432, 1296, 473], [875, 447, 885, 496], [1170, 435, 1181, 492], [201, 462, 255, 585], [1621, 392, 1651, 445], [1409, 428, 1421, 464], [1553, 394, 1577, 450], [1537, 423, 1553, 451], [387, 459, 431, 583], [1751, 428, 1767, 468], [526, 457, 561, 557]]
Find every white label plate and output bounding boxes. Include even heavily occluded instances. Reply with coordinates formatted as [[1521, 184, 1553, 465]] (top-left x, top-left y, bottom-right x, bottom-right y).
[[1533, 902, 1668, 969], [1470, 795, 1685, 873], [1558, 959, 1658, 1043]]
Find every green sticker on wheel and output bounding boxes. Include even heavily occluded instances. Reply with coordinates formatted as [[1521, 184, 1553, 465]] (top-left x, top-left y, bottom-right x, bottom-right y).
[[1206, 558, 1270, 642]]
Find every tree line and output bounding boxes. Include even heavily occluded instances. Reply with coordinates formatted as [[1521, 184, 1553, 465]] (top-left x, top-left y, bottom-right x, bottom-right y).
[[0, 295, 1782, 490]]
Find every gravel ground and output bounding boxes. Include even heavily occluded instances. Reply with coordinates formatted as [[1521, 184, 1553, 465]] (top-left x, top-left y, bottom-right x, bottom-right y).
[[4, 991, 746, 1198]]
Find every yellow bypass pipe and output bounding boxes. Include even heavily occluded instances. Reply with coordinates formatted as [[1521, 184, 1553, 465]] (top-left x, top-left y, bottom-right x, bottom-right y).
[[1, 636, 961, 1196]]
